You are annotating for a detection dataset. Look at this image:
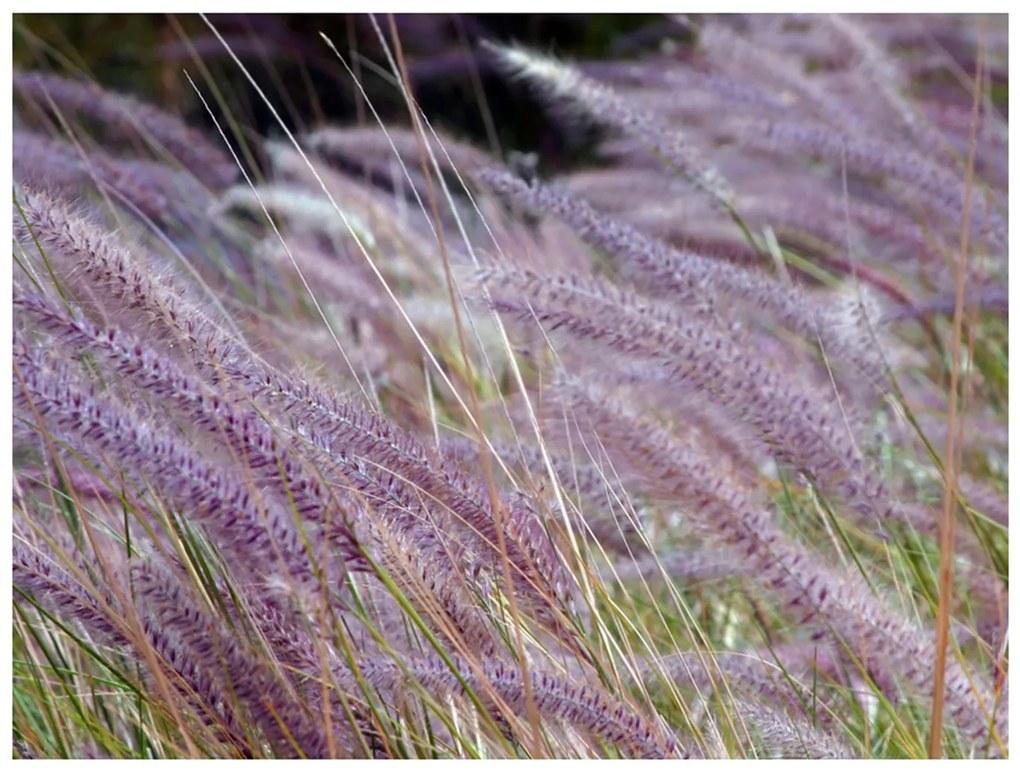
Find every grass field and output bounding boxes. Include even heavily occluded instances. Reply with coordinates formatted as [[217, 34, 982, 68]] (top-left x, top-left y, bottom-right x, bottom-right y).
[[12, 13, 1008, 759]]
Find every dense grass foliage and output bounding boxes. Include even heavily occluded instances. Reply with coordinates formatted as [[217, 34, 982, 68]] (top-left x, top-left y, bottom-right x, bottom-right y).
[[12, 14, 1007, 759]]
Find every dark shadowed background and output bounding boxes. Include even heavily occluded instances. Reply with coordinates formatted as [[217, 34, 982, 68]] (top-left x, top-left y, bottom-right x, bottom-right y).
[[14, 14, 691, 174]]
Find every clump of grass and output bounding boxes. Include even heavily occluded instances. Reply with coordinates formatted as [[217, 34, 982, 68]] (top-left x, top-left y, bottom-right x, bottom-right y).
[[13, 13, 1007, 759]]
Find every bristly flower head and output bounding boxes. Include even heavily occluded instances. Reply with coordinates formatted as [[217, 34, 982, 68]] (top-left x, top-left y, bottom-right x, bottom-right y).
[[487, 42, 734, 206]]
